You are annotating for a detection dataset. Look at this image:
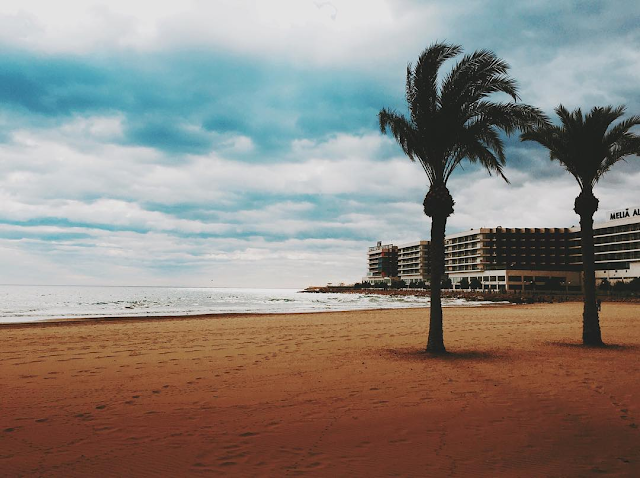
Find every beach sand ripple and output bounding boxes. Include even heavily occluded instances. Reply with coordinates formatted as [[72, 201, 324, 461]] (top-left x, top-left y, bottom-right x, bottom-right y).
[[1, 303, 639, 476]]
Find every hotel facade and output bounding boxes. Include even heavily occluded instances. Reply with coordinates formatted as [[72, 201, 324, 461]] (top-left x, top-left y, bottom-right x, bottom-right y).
[[366, 240, 430, 284], [444, 226, 581, 291], [573, 207, 640, 283], [366, 242, 398, 282], [397, 240, 431, 284], [365, 206, 640, 291]]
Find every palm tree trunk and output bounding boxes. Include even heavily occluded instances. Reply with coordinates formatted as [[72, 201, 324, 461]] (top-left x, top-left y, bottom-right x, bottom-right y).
[[579, 211, 603, 346], [575, 188, 604, 346], [427, 213, 447, 353]]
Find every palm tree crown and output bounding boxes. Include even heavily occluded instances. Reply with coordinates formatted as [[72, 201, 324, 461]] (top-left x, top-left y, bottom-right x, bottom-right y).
[[379, 42, 546, 193], [521, 105, 640, 190]]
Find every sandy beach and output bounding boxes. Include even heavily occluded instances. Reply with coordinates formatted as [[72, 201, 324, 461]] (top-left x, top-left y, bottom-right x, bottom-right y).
[[1, 302, 639, 476]]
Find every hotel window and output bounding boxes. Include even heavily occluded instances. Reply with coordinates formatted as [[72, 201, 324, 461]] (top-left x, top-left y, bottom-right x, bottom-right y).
[[498, 276, 506, 281], [510, 276, 522, 282]]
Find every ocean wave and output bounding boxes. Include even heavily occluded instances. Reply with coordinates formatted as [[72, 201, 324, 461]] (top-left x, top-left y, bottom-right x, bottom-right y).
[[0, 286, 502, 324]]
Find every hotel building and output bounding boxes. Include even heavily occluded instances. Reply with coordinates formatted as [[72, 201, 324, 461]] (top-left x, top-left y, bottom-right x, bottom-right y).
[[445, 227, 580, 291], [365, 242, 398, 282], [570, 207, 640, 283], [397, 240, 431, 284], [365, 206, 640, 290]]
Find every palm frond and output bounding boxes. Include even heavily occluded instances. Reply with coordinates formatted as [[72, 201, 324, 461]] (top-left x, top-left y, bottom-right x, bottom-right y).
[[471, 102, 549, 134], [379, 43, 545, 188], [522, 105, 640, 189], [407, 42, 462, 126], [378, 108, 418, 161], [440, 50, 518, 111], [595, 135, 640, 184], [458, 139, 509, 183], [603, 114, 640, 146]]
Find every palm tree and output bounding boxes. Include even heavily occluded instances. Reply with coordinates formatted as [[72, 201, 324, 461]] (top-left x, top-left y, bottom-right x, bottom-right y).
[[521, 105, 640, 346], [379, 42, 546, 353]]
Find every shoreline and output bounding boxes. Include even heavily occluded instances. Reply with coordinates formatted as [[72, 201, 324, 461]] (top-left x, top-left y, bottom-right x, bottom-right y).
[[0, 301, 518, 329], [7, 286, 639, 328]]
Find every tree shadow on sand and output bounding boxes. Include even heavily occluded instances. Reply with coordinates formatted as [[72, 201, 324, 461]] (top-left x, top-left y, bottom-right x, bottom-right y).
[[384, 347, 507, 362], [545, 341, 637, 351]]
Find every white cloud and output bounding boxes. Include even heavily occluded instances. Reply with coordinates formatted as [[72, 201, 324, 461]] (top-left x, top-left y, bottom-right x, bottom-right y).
[[513, 42, 640, 111], [291, 132, 392, 159], [0, 0, 451, 69], [0, 195, 232, 234], [220, 135, 255, 154], [447, 166, 640, 232], [0, 228, 370, 287]]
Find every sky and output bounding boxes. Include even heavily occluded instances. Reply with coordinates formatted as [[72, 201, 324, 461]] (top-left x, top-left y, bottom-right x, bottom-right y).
[[0, 0, 639, 288]]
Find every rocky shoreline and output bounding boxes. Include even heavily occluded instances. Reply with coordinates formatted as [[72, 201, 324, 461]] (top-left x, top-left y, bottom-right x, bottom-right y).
[[302, 287, 640, 304]]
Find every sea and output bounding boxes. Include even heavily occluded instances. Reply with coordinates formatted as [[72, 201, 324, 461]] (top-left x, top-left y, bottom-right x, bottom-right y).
[[0, 285, 496, 325]]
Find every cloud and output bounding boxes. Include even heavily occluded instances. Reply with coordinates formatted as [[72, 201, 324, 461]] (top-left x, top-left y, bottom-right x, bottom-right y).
[[0, 49, 398, 156], [0, 1, 638, 287], [0, 1, 449, 68], [447, 166, 640, 231]]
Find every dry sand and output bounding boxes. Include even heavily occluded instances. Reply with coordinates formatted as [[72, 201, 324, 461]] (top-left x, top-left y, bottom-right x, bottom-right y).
[[1, 302, 639, 477]]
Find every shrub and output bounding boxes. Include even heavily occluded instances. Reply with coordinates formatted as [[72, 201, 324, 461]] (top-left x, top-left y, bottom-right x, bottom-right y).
[[391, 279, 407, 289], [469, 277, 482, 289], [613, 281, 627, 292], [598, 279, 611, 291]]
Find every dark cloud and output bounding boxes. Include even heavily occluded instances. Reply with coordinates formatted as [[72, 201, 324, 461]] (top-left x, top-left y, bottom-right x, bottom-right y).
[[0, 50, 397, 156], [126, 119, 213, 155]]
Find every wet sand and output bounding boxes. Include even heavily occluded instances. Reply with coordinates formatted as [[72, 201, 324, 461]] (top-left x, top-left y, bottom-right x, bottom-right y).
[[1, 303, 639, 476]]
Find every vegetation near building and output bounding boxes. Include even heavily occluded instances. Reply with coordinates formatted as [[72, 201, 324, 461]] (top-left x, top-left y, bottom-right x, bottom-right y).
[[469, 277, 482, 289]]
